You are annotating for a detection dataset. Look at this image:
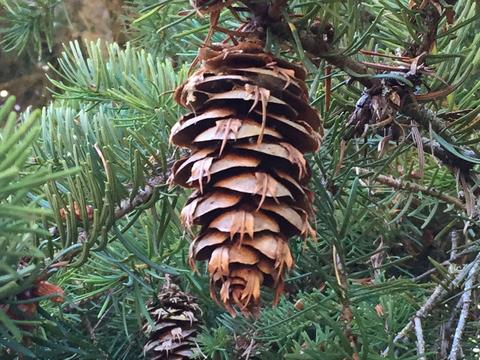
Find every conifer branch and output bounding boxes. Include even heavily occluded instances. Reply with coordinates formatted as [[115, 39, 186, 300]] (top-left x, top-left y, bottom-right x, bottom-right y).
[[51, 166, 171, 263], [242, 0, 478, 175], [241, 0, 377, 88], [114, 170, 170, 220], [382, 252, 480, 356], [448, 259, 479, 359], [420, 138, 476, 175], [414, 317, 426, 360], [333, 246, 360, 360], [412, 245, 478, 283], [354, 168, 465, 211]]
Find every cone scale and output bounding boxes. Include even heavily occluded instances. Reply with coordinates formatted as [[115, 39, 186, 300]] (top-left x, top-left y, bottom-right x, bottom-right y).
[[170, 42, 323, 315]]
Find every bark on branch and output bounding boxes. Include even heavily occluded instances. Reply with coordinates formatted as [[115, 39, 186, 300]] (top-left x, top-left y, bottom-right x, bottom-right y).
[[49, 166, 171, 266], [355, 167, 465, 210]]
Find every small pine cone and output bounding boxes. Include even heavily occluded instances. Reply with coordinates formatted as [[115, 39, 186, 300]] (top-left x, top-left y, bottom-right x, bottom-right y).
[[170, 41, 323, 315], [33, 280, 65, 303], [190, 0, 232, 14], [144, 282, 200, 360]]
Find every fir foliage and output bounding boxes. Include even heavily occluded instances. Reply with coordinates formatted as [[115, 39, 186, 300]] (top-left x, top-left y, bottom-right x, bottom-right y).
[[0, 0, 59, 58], [0, 0, 479, 359]]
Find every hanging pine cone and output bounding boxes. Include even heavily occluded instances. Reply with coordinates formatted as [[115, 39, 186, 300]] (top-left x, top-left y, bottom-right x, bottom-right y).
[[144, 281, 200, 360], [170, 41, 323, 315]]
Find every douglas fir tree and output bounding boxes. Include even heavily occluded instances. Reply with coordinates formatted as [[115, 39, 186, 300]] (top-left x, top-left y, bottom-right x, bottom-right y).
[[0, 0, 479, 359]]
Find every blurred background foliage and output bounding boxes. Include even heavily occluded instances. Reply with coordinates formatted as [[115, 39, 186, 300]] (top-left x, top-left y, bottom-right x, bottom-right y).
[[0, 0, 479, 359]]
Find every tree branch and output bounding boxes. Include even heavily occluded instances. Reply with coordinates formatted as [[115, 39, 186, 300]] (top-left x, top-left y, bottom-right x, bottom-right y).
[[333, 246, 360, 360], [241, 0, 378, 88], [414, 317, 426, 360], [241, 1, 478, 174], [49, 166, 171, 265], [114, 171, 168, 219], [355, 167, 465, 211], [382, 252, 480, 356], [420, 138, 475, 174], [440, 296, 464, 359], [448, 259, 479, 359], [412, 244, 478, 283]]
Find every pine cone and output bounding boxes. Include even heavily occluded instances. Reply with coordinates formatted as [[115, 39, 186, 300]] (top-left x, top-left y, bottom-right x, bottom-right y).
[[144, 282, 200, 360], [170, 42, 323, 315], [1, 280, 64, 337]]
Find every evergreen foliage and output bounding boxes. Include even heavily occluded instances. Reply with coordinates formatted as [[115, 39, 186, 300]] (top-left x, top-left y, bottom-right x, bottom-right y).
[[0, 0, 479, 359]]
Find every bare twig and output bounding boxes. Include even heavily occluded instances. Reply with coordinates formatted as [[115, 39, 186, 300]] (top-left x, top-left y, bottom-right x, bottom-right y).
[[449, 230, 459, 263], [412, 244, 478, 283], [354, 167, 465, 210], [115, 171, 169, 219], [439, 296, 464, 359], [382, 252, 480, 357], [448, 259, 480, 359], [77, 170, 168, 242], [414, 317, 426, 360]]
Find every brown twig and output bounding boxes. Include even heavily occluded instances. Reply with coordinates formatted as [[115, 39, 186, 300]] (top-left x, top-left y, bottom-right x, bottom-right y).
[[324, 65, 332, 112], [333, 246, 360, 360], [241, 0, 378, 89], [404, 2, 441, 57], [49, 165, 171, 265], [354, 167, 465, 211]]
